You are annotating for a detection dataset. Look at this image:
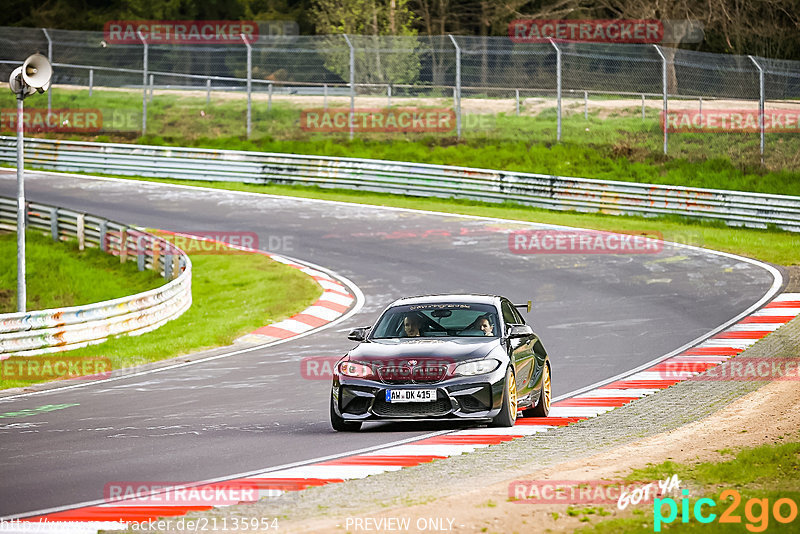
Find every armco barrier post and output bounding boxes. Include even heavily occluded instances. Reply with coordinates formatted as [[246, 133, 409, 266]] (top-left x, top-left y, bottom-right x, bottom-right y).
[[748, 55, 765, 164], [549, 38, 561, 142], [242, 33, 252, 139], [343, 34, 355, 141], [50, 207, 58, 241], [448, 34, 462, 138], [138, 31, 148, 136], [653, 45, 668, 155]]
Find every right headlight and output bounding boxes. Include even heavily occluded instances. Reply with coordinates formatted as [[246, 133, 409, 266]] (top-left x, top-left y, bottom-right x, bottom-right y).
[[339, 361, 374, 379], [453, 358, 501, 377]]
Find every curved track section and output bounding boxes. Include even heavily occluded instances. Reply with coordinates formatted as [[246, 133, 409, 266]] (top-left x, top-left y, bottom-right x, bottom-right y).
[[0, 170, 781, 519]]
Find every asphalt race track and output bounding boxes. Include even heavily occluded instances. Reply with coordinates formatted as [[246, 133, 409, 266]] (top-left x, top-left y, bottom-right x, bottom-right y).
[[0, 171, 780, 518]]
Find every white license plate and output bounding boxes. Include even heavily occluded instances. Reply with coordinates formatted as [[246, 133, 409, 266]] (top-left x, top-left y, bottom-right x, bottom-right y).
[[385, 389, 436, 403]]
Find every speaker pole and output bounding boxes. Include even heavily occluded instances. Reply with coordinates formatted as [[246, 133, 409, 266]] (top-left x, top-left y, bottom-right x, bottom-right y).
[[16, 92, 26, 312], [9, 53, 52, 313]]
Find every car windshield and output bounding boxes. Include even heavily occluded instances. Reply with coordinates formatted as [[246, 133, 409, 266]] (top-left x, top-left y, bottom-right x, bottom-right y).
[[370, 303, 500, 339]]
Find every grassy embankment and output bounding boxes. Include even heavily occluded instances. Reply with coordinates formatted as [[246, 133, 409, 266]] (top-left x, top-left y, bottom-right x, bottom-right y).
[[573, 437, 800, 532], [0, 231, 321, 390], [1, 87, 798, 193]]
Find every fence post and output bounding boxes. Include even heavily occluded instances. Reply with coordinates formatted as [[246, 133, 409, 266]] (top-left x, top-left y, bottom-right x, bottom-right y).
[[388, 84, 392, 107], [549, 38, 561, 142], [748, 55, 765, 163], [653, 45, 668, 155], [42, 28, 53, 116], [206, 78, 211, 105], [584, 90, 588, 120], [241, 33, 252, 139], [268, 82, 273, 112], [448, 35, 462, 138], [149, 74, 154, 102], [89, 69, 94, 97], [138, 31, 148, 136], [343, 34, 355, 140]]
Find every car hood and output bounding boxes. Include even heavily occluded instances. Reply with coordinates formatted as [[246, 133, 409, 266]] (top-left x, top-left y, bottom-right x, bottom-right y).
[[349, 337, 500, 364]]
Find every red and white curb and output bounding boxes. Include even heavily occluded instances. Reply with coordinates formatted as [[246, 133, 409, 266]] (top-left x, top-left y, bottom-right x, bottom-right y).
[[150, 230, 357, 345], [235, 255, 355, 345], [11, 293, 798, 533]]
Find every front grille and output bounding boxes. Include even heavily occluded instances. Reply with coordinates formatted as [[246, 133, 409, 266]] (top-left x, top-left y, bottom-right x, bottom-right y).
[[376, 365, 447, 384], [373, 394, 452, 417]]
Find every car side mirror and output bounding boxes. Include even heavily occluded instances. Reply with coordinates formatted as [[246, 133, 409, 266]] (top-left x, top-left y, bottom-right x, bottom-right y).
[[507, 324, 533, 338], [347, 327, 370, 342]]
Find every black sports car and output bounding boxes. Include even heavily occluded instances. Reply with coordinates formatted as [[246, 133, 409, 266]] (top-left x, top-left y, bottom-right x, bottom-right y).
[[330, 294, 552, 431]]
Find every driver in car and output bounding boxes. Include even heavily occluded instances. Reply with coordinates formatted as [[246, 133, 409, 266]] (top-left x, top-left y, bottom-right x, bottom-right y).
[[467, 314, 494, 336], [402, 313, 423, 337]]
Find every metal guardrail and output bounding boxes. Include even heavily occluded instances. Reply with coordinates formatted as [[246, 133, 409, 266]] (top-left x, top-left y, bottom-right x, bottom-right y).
[[1, 137, 799, 232], [0, 196, 192, 356]]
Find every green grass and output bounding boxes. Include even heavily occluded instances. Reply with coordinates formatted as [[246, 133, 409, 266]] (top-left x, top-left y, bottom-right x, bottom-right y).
[[0, 230, 164, 313], [577, 436, 800, 533], [109, 176, 800, 266], [3, 87, 799, 194], [0, 234, 322, 390]]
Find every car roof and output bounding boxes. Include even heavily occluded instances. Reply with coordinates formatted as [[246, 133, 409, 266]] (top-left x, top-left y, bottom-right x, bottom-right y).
[[388, 294, 502, 307]]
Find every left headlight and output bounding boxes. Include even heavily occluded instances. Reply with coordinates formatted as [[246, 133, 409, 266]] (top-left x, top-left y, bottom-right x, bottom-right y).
[[453, 358, 501, 377]]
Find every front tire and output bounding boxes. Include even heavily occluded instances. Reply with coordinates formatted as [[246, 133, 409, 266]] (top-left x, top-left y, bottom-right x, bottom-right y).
[[524, 362, 551, 417], [330, 394, 362, 432], [491, 367, 518, 427]]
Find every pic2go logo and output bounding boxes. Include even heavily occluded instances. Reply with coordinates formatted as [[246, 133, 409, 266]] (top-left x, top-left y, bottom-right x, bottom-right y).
[[654, 490, 798, 532]]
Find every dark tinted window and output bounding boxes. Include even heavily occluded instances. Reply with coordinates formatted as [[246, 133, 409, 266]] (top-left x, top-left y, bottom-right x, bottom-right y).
[[371, 303, 500, 339]]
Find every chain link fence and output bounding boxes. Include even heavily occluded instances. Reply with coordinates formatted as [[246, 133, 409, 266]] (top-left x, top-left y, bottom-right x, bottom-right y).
[[1, 26, 799, 167]]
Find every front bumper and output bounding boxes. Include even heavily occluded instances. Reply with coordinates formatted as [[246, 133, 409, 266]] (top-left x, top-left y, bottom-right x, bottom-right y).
[[332, 370, 507, 422]]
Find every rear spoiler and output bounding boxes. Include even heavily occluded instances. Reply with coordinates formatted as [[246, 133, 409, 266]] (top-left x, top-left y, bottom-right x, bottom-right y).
[[514, 300, 533, 313]]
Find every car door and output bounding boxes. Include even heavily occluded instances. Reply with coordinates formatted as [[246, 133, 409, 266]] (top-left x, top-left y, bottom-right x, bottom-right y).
[[501, 299, 536, 394]]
